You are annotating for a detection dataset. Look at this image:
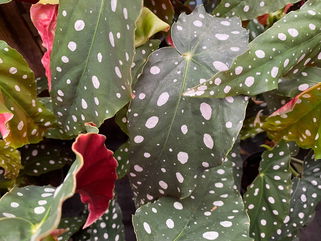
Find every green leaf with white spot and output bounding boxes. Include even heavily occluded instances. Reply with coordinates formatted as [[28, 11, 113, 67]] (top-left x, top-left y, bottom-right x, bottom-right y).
[[135, 7, 170, 47], [186, 0, 321, 98], [278, 66, 321, 97], [128, 6, 248, 204], [213, 0, 300, 20], [240, 113, 265, 140], [144, 0, 174, 23], [243, 141, 292, 241], [271, 152, 321, 240], [0, 140, 21, 180], [58, 210, 87, 241], [227, 139, 243, 190], [20, 139, 74, 176], [0, 41, 55, 148], [73, 199, 125, 241], [50, 0, 143, 136], [247, 19, 265, 41], [0, 155, 83, 241], [263, 82, 321, 159], [133, 163, 252, 241], [114, 142, 130, 179]]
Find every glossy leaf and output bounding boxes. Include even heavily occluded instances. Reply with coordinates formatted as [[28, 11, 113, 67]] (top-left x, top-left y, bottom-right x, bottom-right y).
[[30, 4, 58, 91], [185, 0, 321, 98], [114, 142, 130, 179], [128, 6, 248, 204], [0, 155, 83, 241], [50, 0, 142, 136], [263, 82, 321, 159], [20, 139, 74, 176], [271, 152, 321, 240], [73, 199, 125, 241], [73, 133, 118, 228], [0, 140, 21, 179], [0, 41, 55, 148], [135, 7, 170, 47], [278, 66, 321, 97], [144, 0, 174, 23], [243, 141, 292, 240], [133, 163, 252, 241], [213, 0, 300, 20]]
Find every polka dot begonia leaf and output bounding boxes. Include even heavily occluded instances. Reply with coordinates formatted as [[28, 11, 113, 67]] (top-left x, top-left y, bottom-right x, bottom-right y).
[[185, 0, 321, 98], [128, 5, 249, 205], [226, 139, 243, 190], [0, 156, 83, 241], [0, 140, 21, 180], [73, 199, 125, 241], [50, 0, 143, 136], [0, 41, 55, 148], [212, 0, 300, 20], [144, 0, 174, 24], [271, 152, 321, 240], [278, 66, 321, 97], [240, 114, 265, 141], [263, 82, 321, 159], [133, 162, 252, 241], [135, 7, 170, 47], [243, 141, 292, 240], [247, 19, 265, 41], [114, 142, 130, 179], [57, 210, 87, 241], [20, 139, 74, 176]]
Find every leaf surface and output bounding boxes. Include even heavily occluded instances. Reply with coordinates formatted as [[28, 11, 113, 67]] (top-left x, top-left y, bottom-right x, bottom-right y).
[[185, 0, 321, 98], [128, 6, 248, 204], [0, 140, 21, 179], [243, 141, 292, 240], [144, 0, 174, 23], [50, 0, 142, 136], [133, 163, 252, 241]]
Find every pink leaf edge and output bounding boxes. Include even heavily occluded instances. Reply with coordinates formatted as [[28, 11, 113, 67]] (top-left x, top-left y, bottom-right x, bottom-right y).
[[72, 133, 118, 228], [0, 112, 14, 139], [30, 4, 58, 91]]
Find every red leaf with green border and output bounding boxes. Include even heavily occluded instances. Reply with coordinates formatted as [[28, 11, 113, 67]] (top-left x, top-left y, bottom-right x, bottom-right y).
[[30, 3, 58, 91], [263, 82, 321, 158], [72, 133, 118, 228]]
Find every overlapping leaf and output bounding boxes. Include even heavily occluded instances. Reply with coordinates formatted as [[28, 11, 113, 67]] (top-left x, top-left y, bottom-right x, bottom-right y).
[[213, 0, 300, 20], [73, 199, 125, 241], [0, 41, 55, 148], [185, 0, 321, 98], [144, 0, 174, 23], [128, 6, 248, 204], [243, 141, 292, 240], [263, 82, 321, 159], [0, 158, 82, 240], [278, 66, 321, 97], [20, 139, 74, 176], [272, 152, 321, 240], [50, 0, 142, 136], [133, 163, 252, 241], [0, 140, 21, 180]]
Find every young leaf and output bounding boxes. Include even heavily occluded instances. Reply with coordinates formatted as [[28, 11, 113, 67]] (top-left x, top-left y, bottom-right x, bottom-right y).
[[278, 66, 321, 97], [0, 140, 21, 180], [73, 133, 118, 228], [135, 7, 170, 47], [185, 0, 321, 98], [263, 82, 321, 159], [50, 0, 143, 136], [128, 6, 248, 204], [213, 0, 300, 20], [20, 139, 74, 176], [73, 199, 125, 241], [271, 152, 321, 240], [30, 4, 58, 91], [0, 41, 55, 148], [0, 158, 83, 240], [243, 141, 292, 240], [144, 0, 174, 23], [133, 163, 252, 241]]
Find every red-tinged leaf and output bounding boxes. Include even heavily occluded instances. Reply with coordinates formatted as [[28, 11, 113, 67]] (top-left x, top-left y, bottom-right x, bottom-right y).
[[30, 4, 58, 91], [263, 82, 321, 158], [0, 108, 13, 139], [72, 133, 118, 228]]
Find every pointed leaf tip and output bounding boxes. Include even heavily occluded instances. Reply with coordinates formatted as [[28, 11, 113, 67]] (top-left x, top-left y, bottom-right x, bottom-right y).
[[72, 133, 118, 228]]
